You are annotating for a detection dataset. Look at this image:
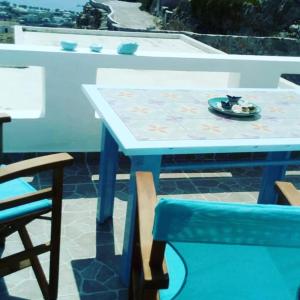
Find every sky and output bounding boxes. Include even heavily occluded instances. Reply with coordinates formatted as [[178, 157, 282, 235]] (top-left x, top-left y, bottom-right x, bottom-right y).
[[9, 0, 88, 11]]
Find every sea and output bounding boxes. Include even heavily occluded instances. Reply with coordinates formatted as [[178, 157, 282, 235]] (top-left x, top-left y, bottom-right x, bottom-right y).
[[9, 0, 89, 11]]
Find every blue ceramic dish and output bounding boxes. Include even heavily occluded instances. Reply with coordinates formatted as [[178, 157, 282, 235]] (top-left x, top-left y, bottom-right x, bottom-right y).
[[61, 40, 77, 51], [90, 44, 103, 53], [208, 97, 261, 118], [117, 42, 138, 55]]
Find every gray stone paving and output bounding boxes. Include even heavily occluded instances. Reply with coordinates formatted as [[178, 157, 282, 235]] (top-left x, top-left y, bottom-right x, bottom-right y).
[[94, 0, 157, 30], [1, 153, 300, 299]]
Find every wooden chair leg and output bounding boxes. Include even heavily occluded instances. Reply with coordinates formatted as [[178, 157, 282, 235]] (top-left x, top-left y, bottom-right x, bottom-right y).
[[130, 212, 160, 300], [144, 289, 159, 300], [19, 226, 50, 300], [49, 168, 64, 300], [0, 123, 3, 163], [0, 237, 5, 247], [49, 222, 61, 300], [0, 114, 11, 163]]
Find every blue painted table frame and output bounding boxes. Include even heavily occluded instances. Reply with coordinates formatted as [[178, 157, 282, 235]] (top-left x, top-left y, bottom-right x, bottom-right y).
[[82, 85, 300, 286]]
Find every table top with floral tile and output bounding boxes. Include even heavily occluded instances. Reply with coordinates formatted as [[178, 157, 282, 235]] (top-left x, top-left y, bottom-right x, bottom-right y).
[[82, 85, 300, 156]]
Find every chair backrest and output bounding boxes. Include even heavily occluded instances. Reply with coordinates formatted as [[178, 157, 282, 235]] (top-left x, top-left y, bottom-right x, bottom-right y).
[[134, 172, 300, 300], [153, 198, 300, 248], [153, 199, 300, 300], [0, 114, 11, 162]]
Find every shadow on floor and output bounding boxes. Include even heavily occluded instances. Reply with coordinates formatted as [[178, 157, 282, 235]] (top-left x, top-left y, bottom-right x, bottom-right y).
[[71, 220, 127, 300], [0, 246, 29, 300]]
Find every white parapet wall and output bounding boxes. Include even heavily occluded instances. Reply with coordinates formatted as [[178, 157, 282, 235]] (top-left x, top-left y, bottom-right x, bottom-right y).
[[0, 27, 299, 152]]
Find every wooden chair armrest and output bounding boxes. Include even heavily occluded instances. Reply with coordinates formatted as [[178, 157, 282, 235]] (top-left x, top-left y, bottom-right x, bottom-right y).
[[275, 181, 300, 206], [0, 114, 11, 124], [136, 172, 168, 289], [0, 153, 73, 183]]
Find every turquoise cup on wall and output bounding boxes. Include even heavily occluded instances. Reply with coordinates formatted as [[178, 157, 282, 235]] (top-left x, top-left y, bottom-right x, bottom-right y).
[[60, 40, 78, 51], [117, 42, 138, 55]]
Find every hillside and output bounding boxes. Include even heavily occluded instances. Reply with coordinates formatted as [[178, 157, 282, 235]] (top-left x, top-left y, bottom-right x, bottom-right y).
[[149, 0, 300, 38]]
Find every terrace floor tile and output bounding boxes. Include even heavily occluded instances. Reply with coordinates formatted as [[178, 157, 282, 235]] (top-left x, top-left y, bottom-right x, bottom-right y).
[[2, 153, 300, 299]]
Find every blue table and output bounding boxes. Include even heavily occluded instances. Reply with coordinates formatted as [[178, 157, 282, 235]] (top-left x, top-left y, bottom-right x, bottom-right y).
[[82, 85, 300, 285]]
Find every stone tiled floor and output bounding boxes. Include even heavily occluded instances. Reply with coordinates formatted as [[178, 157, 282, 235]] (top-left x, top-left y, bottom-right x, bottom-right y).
[[1, 153, 300, 299]]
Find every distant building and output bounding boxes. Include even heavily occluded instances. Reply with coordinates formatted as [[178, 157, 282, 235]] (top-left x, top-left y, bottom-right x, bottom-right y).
[[0, 10, 8, 20], [12, 7, 28, 14], [22, 14, 40, 24], [52, 16, 65, 26], [0, 24, 13, 33], [0, 3, 78, 28]]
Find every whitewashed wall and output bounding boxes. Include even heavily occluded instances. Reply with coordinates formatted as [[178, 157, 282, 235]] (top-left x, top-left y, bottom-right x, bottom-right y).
[[0, 43, 299, 152]]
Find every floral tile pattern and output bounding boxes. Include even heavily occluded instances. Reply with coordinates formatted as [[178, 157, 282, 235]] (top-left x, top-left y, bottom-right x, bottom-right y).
[[100, 88, 300, 141]]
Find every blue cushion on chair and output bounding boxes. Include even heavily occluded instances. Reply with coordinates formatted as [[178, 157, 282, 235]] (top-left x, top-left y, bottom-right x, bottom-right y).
[[155, 199, 300, 300], [0, 178, 51, 222], [159, 244, 186, 300], [160, 242, 300, 300]]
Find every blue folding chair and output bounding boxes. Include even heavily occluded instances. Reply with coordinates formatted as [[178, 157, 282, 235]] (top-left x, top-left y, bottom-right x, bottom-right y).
[[131, 171, 300, 300], [0, 114, 73, 300]]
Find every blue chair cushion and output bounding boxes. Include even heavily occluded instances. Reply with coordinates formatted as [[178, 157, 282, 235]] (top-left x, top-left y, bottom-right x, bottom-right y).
[[0, 178, 51, 222], [159, 244, 186, 300], [155, 198, 300, 299], [160, 241, 300, 300]]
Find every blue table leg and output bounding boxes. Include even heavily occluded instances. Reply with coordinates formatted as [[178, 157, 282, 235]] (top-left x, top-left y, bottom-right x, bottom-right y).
[[258, 151, 291, 204], [97, 126, 119, 223], [120, 155, 162, 286]]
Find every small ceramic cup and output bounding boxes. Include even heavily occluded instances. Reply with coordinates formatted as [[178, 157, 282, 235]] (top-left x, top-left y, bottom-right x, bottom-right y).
[[90, 44, 103, 53], [117, 42, 138, 55], [61, 40, 77, 51]]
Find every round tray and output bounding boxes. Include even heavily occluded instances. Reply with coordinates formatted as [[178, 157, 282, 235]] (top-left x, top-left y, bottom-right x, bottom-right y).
[[208, 97, 261, 117]]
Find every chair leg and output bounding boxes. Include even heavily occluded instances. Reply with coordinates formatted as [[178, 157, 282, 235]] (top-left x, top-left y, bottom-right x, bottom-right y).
[[49, 168, 64, 300], [49, 227, 60, 300], [0, 237, 5, 248], [19, 226, 50, 300], [143, 289, 159, 300]]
